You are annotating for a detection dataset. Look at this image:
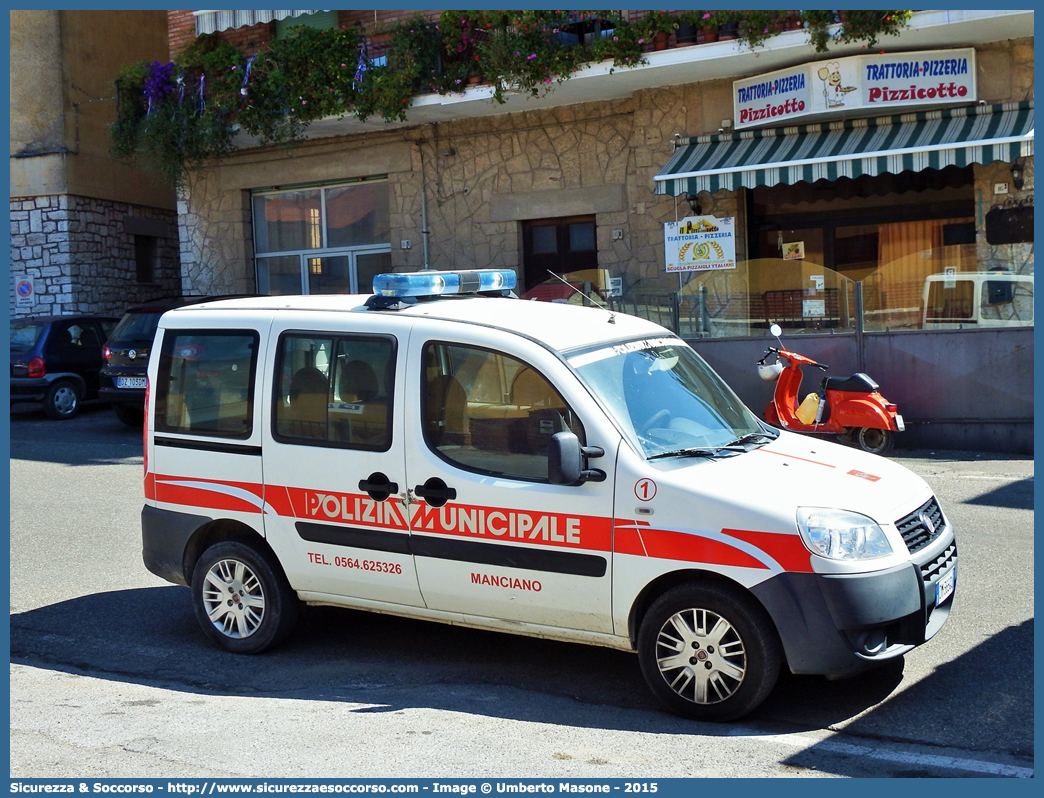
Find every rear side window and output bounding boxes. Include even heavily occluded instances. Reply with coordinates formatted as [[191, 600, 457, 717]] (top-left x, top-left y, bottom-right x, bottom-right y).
[[110, 310, 164, 343], [9, 322, 44, 353], [273, 333, 395, 450], [155, 330, 259, 438], [53, 322, 101, 350]]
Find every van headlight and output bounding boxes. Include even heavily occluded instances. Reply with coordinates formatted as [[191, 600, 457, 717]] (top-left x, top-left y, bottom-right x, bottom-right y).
[[796, 508, 892, 560]]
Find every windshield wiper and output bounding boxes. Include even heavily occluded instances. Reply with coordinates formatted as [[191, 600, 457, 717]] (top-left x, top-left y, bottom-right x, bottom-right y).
[[726, 430, 779, 448], [647, 445, 746, 461]]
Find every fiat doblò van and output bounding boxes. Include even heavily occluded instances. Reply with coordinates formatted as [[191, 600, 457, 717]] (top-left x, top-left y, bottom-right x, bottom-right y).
[[142, 269, 956, 720]]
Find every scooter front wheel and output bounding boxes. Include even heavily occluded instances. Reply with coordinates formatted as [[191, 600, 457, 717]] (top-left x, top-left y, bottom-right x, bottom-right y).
[[853, 427, 894, 456]]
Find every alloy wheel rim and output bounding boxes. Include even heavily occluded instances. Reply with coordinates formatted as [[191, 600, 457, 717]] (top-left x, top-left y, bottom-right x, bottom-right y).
[[202, 558, 266, 638], [654, 608, 747, 705]]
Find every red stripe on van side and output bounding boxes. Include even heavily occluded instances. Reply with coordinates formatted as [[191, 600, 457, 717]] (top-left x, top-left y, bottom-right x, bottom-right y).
[[639, 528, 768, 570], [144, 472, 156, 500], [154, 481, 262, 515], [613, 525, 647, 556], [262, 485, 296, 517], [152, 475, 265, 499], [721, 528, 814, 573]]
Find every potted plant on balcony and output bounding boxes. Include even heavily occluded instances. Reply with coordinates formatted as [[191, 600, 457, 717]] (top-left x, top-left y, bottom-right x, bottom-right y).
[[636, 10, 677, 51], [697, 11, 719, 44]]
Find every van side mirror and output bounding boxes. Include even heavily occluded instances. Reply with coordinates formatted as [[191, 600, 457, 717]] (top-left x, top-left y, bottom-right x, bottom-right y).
[[549, 431, 606, 485]]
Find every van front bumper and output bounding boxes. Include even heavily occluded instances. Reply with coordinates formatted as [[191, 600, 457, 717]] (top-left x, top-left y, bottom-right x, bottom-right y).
[[751, 532, 957, 677]]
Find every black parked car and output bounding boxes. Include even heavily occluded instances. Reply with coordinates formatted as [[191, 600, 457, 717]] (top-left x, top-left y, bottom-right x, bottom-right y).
[[101, 295, 251, 426], [10, 314, 120, 419]]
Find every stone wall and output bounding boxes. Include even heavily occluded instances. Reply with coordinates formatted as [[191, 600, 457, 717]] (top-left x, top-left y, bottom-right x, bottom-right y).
[[177, 175, 255, 297], [10, 195, 180, 317]]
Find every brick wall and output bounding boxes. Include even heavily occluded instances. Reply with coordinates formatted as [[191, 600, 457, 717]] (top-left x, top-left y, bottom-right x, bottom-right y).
[[168, 11, 275, 57], [168, 10, 194, 56]]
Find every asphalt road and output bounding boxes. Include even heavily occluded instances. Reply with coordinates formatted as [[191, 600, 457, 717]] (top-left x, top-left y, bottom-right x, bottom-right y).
[[8, 403, 1035, 779]]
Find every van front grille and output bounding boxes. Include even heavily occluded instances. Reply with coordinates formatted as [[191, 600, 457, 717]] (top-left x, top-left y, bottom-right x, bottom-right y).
[[919, 542, 957, 589], [895, 496, 945, 554]]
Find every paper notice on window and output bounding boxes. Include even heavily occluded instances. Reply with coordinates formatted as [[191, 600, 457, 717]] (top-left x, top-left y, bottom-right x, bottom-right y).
[[783, 241, 805, 260], [803, 299, 826, 318]]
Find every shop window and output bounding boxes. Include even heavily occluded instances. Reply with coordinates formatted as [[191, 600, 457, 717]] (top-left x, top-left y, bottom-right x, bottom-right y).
[[864, 216, 978, 330], [423, 342, 585, 481], [274, 333, 395, 450], [155, 331, 259, 439], [253, 190, 322, 253], [326, 183, 390, 248], [252, 180, 391, 295]]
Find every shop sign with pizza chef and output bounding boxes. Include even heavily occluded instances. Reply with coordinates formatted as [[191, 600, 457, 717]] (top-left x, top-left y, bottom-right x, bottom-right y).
[[734, 48, 976, 129]]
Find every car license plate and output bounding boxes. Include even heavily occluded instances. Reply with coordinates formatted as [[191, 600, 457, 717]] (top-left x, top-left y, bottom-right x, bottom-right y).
[[117, 377, 147, 389], [936, 565, 956, 605]]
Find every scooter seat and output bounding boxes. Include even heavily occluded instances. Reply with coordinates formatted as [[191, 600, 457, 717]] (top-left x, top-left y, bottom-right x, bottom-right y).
[[822, 373, 879, 393]]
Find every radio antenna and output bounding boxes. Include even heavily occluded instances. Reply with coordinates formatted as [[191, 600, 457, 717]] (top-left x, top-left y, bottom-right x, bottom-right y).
[[545, 270, 609, 310]]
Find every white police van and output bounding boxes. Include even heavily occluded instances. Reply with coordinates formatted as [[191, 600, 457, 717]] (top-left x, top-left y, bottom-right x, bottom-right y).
[[142, 269, 957, 721]]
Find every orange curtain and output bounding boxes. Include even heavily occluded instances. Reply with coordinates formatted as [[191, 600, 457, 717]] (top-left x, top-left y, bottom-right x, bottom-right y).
[[873, 217, 973, 313]]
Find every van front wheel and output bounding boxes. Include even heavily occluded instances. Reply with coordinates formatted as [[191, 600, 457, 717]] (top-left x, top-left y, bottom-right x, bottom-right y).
[[637, 582, 781, 721], [191, 540, 299, 654]]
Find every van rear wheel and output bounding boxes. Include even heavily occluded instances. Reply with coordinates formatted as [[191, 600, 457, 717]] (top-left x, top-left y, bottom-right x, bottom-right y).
[[637, 582, 781, 721], [191, 540, 299, 654]]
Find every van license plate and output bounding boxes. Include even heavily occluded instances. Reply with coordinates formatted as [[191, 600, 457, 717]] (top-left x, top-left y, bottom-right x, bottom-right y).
[[117, 377, 147, 389], [936, 565, 956, 605]]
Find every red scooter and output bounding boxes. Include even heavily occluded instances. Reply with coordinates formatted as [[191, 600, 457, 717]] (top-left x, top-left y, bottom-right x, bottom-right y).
[[756, 325, 904, 455]]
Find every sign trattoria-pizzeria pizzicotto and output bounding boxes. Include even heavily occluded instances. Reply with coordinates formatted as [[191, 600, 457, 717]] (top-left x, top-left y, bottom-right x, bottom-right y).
[[733, 48, 976, 130]]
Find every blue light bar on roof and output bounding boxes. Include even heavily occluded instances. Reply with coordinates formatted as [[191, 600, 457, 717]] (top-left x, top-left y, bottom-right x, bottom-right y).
[[372, 269, 517, 298]]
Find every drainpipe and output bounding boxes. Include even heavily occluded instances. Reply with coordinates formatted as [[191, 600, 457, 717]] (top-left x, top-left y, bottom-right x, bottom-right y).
[[854, 281, 865, 373], [418, 141, 431, 269], [420, 178, 431, 270]]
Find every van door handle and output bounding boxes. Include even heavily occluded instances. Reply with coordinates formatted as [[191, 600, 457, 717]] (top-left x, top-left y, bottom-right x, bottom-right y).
[[358, 472, 399, 502], [413, 477, 457, 508]]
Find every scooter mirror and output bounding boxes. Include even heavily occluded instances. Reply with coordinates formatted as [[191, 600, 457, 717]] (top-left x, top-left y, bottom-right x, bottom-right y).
[[769, 323, 782, 337]]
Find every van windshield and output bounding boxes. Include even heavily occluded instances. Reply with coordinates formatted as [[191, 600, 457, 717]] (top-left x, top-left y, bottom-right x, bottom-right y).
[[568, 336, 768, 459]]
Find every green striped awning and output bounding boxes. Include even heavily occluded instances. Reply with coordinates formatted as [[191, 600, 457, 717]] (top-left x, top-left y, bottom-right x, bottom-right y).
[[655, 101, 1034, 195]]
